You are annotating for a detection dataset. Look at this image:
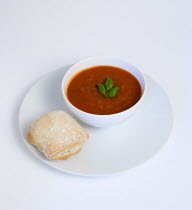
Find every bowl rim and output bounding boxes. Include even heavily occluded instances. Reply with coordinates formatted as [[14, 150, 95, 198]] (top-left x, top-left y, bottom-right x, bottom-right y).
[[61, 56, 147, 117]]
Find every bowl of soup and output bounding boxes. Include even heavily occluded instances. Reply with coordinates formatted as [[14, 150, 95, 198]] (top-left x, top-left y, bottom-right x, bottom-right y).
[[61, 57, 146, 127]]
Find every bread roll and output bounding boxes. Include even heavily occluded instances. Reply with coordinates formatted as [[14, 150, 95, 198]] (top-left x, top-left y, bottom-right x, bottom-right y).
[[27, 110, 89, 160]]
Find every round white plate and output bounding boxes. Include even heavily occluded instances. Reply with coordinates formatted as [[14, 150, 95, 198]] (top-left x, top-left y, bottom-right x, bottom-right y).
[[19, 67, 173, 176]]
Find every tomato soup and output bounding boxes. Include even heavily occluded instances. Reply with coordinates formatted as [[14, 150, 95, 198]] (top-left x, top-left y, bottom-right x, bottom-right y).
[[67, 65, 142, 115]]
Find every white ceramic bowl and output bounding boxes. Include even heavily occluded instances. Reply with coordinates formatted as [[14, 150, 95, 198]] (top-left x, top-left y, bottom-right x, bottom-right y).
[[61, 57, 146, 127]]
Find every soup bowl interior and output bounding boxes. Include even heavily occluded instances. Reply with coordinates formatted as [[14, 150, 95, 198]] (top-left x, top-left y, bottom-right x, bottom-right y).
[[61, 57, 146, 127]]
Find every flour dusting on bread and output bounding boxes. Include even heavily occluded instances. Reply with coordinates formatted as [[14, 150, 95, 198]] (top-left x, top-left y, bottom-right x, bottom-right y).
[[27, 110, 89, 160]]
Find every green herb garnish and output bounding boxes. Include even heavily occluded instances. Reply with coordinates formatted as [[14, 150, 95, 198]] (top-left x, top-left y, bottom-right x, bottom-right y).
[[105, 77, 113, 90], [97, 77, 120, 98], [108, 87, 120, 98], [97, 84, 106, 95]]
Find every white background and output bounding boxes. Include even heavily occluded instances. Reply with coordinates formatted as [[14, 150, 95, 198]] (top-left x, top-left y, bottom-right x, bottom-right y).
[[0, 0, 192, 209]]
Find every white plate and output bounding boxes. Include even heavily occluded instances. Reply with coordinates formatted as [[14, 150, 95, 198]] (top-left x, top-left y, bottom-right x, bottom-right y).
[[19, 67, 173, 176]]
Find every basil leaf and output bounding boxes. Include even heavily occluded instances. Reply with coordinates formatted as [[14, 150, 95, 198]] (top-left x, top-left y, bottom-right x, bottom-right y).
[[108, 87, 120, 98], [97, 84, 106, 95], [105, 77, 113, 90]]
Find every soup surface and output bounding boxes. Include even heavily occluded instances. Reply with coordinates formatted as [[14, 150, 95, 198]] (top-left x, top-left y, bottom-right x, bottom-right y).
[[67, 65, 142, 115]]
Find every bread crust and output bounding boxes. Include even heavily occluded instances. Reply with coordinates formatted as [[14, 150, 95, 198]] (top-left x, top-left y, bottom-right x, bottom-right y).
[[27, 110, 89, 160], [27, 132, 36, 145], [52, 146, 83, 160]]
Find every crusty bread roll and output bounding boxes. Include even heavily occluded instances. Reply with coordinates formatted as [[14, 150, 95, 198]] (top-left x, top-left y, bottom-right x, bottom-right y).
[[27, 110, 89, 160]]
